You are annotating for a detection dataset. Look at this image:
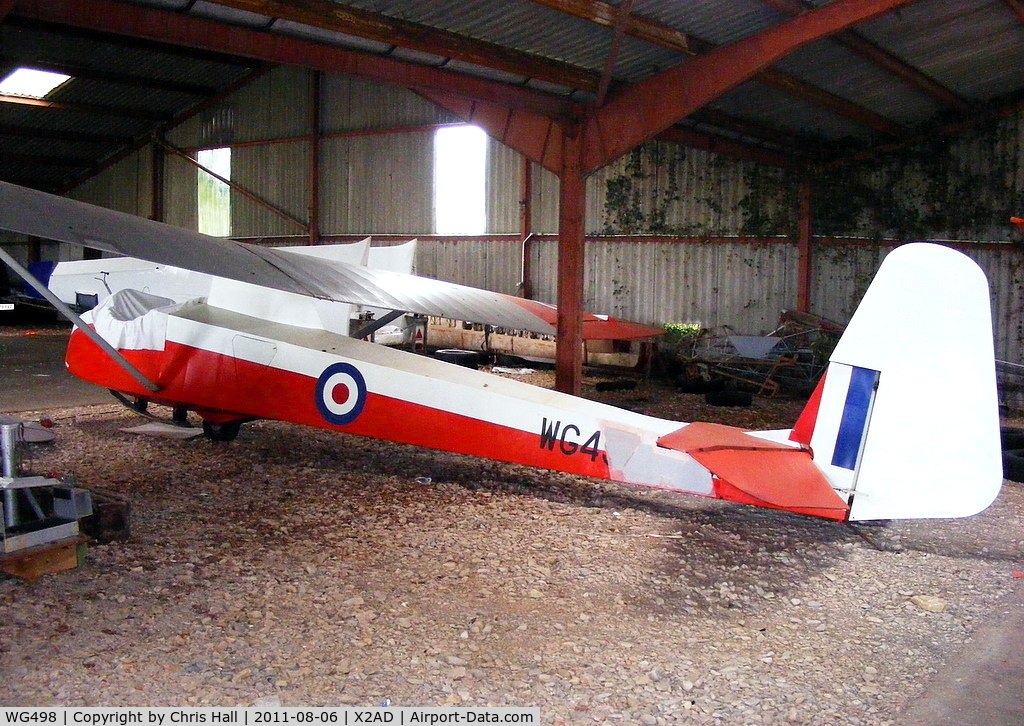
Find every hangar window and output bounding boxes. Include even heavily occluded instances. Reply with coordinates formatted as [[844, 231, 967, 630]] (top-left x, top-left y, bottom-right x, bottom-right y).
[[434, 124, 487, 235], [197, 147, 231, 237], [0, 67, 71, 98]]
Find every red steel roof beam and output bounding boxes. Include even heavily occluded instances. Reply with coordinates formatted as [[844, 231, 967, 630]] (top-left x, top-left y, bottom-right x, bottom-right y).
[[583, 0, 923, 174], [11, 0, 575, 120], [1005, 0, 1024, 23], [759, 0, 969, 112], [530, 0, 903, 138]]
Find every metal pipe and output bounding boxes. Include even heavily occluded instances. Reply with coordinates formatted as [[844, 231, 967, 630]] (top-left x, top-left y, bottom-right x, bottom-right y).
[[1, 422, 19, 478], [0, 246, 160, 393], [1, 422, 20, 528]]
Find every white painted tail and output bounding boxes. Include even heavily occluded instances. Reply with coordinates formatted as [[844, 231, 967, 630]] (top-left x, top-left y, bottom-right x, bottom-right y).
[[792, 243, 1001, 521]]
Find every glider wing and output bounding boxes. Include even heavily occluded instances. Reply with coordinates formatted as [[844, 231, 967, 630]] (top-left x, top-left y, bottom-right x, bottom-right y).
[[0, 181, 556, 336]]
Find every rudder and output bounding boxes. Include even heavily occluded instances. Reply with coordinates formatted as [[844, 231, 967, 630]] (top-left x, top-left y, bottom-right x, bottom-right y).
[[792, 243, 1001, 521]]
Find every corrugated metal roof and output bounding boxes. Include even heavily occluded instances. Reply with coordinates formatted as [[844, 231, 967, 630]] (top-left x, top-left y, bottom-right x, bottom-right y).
[[638, 0, 786, 46], [4, 0, 1024, 191]]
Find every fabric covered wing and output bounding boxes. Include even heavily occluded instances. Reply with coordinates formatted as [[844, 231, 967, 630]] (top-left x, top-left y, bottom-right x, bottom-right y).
[[658, 422, 850, 520], [0, 181, 556, 336]]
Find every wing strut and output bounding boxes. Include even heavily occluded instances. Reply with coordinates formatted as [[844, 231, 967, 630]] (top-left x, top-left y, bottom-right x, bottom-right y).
[[0, 248, 160, 394], [350, 309, 408, 340]]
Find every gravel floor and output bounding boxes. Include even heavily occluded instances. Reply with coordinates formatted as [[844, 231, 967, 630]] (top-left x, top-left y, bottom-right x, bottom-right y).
[[2, 372, 1023, 725]]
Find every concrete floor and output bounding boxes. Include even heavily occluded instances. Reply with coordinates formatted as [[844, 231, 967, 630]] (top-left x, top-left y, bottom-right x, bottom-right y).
[[1, 324, 1021, 723], [0, 325, 111, 413]]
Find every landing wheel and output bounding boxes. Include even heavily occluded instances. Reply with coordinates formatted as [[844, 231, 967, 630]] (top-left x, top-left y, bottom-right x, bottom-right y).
[[202, 419, 242, 442], [172, 405, 189, 424]]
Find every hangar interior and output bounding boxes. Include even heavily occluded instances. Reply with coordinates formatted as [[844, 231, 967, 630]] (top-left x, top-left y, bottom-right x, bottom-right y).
[[1, 2, 1024, 721], [1, 0, 1024, 395]]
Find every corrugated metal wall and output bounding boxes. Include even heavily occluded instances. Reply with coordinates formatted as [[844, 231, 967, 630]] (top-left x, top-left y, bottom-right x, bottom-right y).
[[417, 238, 524, 295], [71, 151, 151, 217], [528, 237, 798, 333], [39, 66, 1024, 411], [320, 132, 434, 235]]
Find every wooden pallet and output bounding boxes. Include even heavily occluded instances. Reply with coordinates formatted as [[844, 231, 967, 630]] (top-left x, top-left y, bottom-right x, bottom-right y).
[[0, 535, 88, 581]]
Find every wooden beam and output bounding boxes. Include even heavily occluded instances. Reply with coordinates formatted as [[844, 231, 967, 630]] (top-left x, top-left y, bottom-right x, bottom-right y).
[[1006, 0, 1024, 23], [12, 0, 574, 120], [688, 107, 828, 156], [529, 0, 904, 137], [525, 0, 694, 53], [5, 14, 260, 68], [583, 0, 922, 173], [0, 93, 173, 121], [200, 0, 603, 94], [0, 55, 217, 97], [759, 0, 969, 112], [0, 123, 130, 145], [593, 0, 633, 106], [656, 126, 808, 171]]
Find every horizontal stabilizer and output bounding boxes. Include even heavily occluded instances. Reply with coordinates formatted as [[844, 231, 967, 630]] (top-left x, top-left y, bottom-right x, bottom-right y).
[[659, 423, 850, 520]]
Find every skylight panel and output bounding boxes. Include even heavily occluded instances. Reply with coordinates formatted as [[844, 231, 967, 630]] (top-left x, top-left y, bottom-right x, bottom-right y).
[[0, 67, 72, 98]]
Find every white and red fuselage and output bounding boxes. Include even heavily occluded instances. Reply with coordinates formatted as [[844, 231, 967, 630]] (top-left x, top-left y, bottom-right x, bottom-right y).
[[65, 285, 852, 520], [58, 242, 1005, 524]]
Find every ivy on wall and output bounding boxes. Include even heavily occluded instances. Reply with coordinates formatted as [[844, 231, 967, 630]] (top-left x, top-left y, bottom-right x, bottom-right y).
[[598, 110, 1024, 243], [814, 115, 1024, 241], [599, 141, 800, 237]]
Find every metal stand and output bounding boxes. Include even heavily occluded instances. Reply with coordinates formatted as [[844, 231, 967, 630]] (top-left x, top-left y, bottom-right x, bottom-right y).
[[0, 421, 90, 554]]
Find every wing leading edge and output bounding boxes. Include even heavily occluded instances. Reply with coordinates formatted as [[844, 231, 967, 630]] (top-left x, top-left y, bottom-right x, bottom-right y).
[[0, 181, 556, 336]]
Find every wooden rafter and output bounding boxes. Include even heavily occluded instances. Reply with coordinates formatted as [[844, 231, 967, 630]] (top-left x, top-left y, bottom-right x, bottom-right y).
[[0, 55, 217, 97], [11, 0, 575, 120], [201, 0, 603, 94], [593, 0, 633, 106], [583, 0, 924, 174], [0, 122, 130, 145], [1004, 0, 1024, 23], [759, 0, 970, 112], [5, 15, 261, 68], [527, 0, 904, 137], [0, 93, 173, 121], [688, 107, 828, 157], [656, 125, 807, 171], [524, 0, 694, 52]]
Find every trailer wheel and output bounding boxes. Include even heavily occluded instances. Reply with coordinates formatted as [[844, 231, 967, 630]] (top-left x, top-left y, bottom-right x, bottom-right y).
[[433, 349, 480, 369], [203, 419, 242, 442]]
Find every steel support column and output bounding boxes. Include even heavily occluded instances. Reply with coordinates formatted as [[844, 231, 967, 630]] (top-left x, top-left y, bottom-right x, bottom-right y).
[[151, 138, 165, 222], [309, 70, 322, 244], [583, 0, 921, 173], [519, 156, 533, 299], [797, 179, 812, 312], [555, 129, 586, 395]]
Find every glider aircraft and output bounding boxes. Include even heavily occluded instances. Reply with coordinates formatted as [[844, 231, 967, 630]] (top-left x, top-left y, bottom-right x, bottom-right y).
[[0, 181, 1003, 523]]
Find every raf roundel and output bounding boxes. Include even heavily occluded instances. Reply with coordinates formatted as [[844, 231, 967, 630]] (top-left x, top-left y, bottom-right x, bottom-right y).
[[315, 362, 367, 426]]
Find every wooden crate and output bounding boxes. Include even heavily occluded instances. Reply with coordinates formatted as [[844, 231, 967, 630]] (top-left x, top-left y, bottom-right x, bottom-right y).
[[0, 535, 88, 581]]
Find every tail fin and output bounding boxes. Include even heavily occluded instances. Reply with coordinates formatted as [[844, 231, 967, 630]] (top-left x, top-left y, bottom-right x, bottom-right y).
[[791, 243, 1001, 521]]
